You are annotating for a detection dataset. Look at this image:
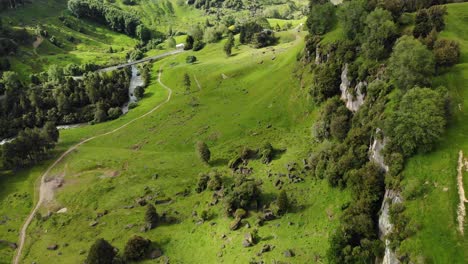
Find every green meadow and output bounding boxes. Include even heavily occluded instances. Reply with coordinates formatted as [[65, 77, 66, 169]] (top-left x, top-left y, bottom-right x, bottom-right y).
[[398, 3, 468, 263]]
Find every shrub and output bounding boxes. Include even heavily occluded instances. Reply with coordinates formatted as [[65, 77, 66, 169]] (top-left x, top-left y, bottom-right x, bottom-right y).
[[196, 141, 211, 163], [260, 143, 274, 164], [193, 40, 205, 51], [277, 190, 289, 215], [145, 204, 159, 229], [196, 173, 210, 193], [207, 172, 223, 191], [186, 55, 197, 64], [134, 85, 145, 99], [123, 236, 151, 261], [433, 39, 460, 67], [86, 238, 116, 264], [224, 176, 261, 215], [107, 107, 122, 120]]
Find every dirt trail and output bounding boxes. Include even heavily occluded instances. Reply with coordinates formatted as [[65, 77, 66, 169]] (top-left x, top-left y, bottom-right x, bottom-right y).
[[457, 150, 468, 235], [12, 67, 173, 264]]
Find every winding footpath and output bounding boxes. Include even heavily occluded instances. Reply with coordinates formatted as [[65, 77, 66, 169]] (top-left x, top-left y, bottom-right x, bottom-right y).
[[13, 67, 173, 264]]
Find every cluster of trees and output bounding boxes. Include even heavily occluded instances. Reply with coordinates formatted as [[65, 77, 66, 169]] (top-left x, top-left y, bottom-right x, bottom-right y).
[[304, 0, 459, 261], [86, 236, 158, 263], [0, 18, 32, 58], [0, 66, 131, 140], [239, 19, 277, 48], [187, 0, 243, 11], [68, 0, 151, 42], [1, 122, 59, 169]]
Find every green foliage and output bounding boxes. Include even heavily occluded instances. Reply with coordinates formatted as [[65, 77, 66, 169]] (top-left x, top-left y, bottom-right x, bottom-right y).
[[338, 0, 367, 40], [362, 8, 397, 60], [386, 87, 447, 157], [145, 204, 159, 229], [277, 190, 289, 215], [196, 141, 211, 163], [195, 173, 210, 193], [68, 0, 149, 38], [310, 63, 341, 103], [388, 36, 435, 90], [259, 142, 274, 164], [134, 85, 145, 99], [313, 97, 351, 141], [433, 39, 460, 67], [239, 21, 263, 44], [107, 107, 122, 120], [166, 37, 176, 48], [185, 35, 194, 50], [224, 33, 235, 56], [123, 236, 151, 261], [306, 2, 336, 35], [224, 175, 261, 215], [86, 238, 116, 264], [186, 55, 197, 64], [207, 171, 223, 191]]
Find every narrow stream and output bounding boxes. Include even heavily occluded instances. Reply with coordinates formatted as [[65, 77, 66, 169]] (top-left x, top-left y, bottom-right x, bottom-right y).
[[121, 65, 143, 114]]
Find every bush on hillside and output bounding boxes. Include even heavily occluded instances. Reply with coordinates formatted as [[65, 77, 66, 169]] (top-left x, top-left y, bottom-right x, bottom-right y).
[[86, 238, 116, 264]]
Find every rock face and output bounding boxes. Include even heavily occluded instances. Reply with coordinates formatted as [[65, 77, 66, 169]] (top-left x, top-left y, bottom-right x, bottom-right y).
[[369, 128, 389, 172], [379, 189, 403, 264], [340, 64, 366, 112]]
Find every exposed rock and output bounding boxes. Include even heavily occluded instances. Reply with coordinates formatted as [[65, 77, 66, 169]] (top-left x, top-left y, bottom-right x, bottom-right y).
[[79, 249, 86, 255], [89, 221, 98, 227], [283, 249, 295, 257], [244, 232, 254, 244], [47, 244, 58, 250], [229, 217, 242, 230], [259, 244, 272, 254], [56, 208, 68, 214], [369, 128, 389, 172], [339, 64, 366, 112], [379, 189, 403, 264], [262, 210, 275, 221], [136, 198, 147, 206], [242, 239, 252, 247], [149, 248, 163, 259]]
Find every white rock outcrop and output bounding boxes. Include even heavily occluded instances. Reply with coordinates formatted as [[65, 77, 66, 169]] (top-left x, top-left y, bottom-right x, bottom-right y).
[[339, 64, 366, 112]]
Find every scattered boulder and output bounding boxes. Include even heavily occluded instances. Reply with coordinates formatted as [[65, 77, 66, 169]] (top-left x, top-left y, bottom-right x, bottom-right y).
[[284, 249, 295, 257], [258, 244, 272, 255], [262, 210, 275, 221], [229, 217, 242, 231], [89, 221, 98, 227], [136, 198, 147, 206], [47, 244, 58, 250], [242, 239, 252, 247], [149, 248, 163, 259]]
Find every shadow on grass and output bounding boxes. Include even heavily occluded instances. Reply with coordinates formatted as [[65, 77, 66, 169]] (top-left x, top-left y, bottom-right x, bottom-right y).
[[210, 158, 229, 167]]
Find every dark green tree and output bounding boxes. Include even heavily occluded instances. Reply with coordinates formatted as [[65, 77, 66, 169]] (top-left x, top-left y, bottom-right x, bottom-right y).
[[224, 33, 234, 56], [123, 236, 151, 261], [145, 204, 159, 229], [277, 190, 289, 215], [388, 35, 435, 90], [86, 238, 116, 264], [196, 141, 211, 163]]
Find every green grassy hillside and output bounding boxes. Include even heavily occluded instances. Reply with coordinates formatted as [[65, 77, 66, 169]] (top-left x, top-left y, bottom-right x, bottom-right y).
[[1, 0, 139, 78], [0, 28, 351, 263], [398, 2, 468, 263]]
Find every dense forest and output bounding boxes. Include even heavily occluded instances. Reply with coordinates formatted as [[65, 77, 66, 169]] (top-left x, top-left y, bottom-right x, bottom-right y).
[[303, 0, 460, 262]]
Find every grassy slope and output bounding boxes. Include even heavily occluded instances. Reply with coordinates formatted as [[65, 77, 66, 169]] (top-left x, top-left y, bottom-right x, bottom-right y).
[[1, 0, 138, 78], [1, 30, 350, 263], [399, 3, 468, 263]]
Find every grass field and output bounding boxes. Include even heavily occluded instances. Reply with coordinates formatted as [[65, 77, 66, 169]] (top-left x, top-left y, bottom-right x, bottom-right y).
[[397, 3, 468, 263], [0, 27, 352, 263], [1, 0, 138, 79]]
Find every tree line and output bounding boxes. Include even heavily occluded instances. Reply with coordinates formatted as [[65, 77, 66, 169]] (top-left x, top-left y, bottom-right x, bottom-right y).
[[68, 0, 151, 42]]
